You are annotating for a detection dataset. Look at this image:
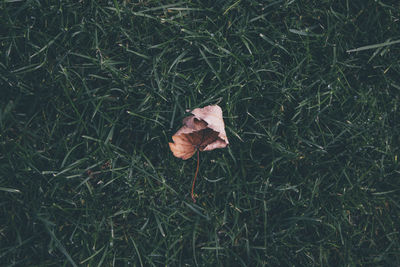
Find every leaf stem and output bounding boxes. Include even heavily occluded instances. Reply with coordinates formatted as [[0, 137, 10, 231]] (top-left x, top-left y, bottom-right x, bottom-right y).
[[191, 150, 200, 202]]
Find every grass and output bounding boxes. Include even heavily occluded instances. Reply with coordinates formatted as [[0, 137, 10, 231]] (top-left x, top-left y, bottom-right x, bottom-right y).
[[1, 0, 400, 266]]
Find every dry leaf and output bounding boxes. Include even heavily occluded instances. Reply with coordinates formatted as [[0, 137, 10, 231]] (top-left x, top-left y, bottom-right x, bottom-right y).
[[169, 105, 229, 160], [169, 104, 229, 202]]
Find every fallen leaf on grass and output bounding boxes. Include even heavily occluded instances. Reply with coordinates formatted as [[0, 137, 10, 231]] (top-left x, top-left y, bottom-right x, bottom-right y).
[[169, 105, 229, 202]]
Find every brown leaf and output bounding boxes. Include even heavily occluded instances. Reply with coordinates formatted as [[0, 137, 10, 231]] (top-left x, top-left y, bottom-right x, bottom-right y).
[[169, 105, 229, 159]]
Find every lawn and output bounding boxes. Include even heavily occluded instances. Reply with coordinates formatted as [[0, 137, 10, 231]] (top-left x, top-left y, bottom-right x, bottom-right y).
[[1, 0, 400, 266]]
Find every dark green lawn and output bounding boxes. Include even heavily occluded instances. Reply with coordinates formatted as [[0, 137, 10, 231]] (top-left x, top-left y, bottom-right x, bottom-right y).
[[1, 0, 400, 266]]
